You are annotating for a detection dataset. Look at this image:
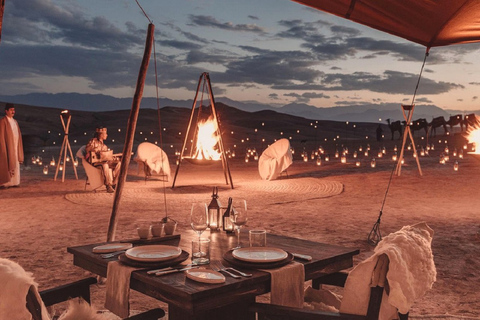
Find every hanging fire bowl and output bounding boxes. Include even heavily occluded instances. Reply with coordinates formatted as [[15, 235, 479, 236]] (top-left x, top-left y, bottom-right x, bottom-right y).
[[182, 156, 218, 166]]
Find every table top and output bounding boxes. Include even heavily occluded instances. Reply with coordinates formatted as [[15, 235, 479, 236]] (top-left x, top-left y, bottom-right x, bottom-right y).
[[67, 230, 359, 318]]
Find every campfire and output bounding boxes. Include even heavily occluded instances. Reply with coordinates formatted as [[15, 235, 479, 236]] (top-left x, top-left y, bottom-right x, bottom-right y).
[[467, 127, 480, 154], [192, 116, 222, 161], [172, 72, 233, 189]]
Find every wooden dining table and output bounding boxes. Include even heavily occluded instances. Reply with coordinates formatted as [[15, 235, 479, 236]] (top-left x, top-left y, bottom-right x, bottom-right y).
[[67, 230, 360, 320]]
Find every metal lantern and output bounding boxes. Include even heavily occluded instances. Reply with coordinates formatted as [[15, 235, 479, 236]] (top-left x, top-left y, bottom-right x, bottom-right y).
[[208, 187, 222, 231]]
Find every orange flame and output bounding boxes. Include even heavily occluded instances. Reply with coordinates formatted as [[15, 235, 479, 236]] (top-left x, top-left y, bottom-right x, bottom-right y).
[[466, 120, 480, 154], [192, 116, 221, 160]]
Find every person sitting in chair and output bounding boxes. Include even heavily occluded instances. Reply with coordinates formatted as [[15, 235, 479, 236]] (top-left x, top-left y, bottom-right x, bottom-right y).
[[86, 127, 120, 193]]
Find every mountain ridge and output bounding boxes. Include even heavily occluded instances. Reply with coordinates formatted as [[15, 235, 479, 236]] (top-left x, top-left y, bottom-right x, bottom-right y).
[[1, 92, 478, 123]]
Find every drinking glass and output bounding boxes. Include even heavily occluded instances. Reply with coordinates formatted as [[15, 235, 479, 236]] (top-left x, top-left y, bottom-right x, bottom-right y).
[[230, 199, 248, 249], [190, 203, 208, 242]]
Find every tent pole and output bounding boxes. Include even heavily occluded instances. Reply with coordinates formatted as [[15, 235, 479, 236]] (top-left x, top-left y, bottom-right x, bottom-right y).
[[0, 0, 5, 44], [107, 23, 154, 242]]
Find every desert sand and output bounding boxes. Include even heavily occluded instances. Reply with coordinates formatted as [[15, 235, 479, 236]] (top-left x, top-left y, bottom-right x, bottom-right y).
[[1, 142, 480, 319]]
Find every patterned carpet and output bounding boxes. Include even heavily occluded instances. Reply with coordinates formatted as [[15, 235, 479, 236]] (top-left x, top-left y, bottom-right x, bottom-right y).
[[65, 177, 344, 207]]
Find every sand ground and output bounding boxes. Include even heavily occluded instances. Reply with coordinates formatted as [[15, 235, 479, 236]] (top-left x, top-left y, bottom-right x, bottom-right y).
[[1, 147, 480, 318]]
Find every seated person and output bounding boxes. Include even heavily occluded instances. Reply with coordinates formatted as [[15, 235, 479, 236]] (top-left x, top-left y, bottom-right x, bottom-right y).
[[86, 127, 120, 193]]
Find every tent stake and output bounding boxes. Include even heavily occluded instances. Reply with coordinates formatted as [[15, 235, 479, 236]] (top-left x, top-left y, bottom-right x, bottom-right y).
[[107, 23, 154, 242]]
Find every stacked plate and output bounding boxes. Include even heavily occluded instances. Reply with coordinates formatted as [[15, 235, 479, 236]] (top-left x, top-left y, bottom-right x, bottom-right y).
[[119, 245, 189, 268], [224, 247, 293, 269]]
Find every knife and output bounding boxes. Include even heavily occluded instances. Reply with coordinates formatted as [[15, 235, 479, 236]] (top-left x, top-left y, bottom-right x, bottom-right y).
[[147, 263, 195, 275], [155, 266, 199, 276], [292, 253, 313, 261]]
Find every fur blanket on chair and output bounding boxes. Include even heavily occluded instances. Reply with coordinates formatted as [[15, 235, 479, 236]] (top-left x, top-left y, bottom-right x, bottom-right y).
[[0, 258, 107, 320]]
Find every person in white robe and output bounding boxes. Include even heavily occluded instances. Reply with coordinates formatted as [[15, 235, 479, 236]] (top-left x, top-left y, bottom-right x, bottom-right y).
[[0, 103, 24, 188]]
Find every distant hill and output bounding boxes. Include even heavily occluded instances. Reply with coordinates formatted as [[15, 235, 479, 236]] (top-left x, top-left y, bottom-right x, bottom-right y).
[[1, 92, 479, 123]]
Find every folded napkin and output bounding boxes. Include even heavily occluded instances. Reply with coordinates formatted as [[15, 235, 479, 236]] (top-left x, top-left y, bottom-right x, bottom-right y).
[[105, 261, 138, 318], [262, 261, 305, 308]]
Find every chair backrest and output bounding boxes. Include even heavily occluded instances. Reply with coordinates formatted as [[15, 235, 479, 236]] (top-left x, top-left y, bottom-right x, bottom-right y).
[[76, 145, 105, 190], [251, 254, 404, 320]]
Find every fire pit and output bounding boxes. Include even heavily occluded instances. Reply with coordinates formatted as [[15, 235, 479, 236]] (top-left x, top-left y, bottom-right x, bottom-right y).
[[172, 72, 233, 189]]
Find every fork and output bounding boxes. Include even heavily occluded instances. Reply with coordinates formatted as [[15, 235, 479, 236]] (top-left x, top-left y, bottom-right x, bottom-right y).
[[219, 263, 252, 277], [211, 261, 241, 279], [100, 250, 127, 259]]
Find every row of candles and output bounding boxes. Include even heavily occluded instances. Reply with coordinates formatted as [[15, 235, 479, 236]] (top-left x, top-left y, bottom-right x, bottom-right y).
[[30, 155, 78, 175]]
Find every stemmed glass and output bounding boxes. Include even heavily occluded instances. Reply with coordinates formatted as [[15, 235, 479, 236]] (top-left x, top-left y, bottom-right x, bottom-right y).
[[190, 203, 208, 263], [190, 202, 208, 241], [230, 199, 248, 249]]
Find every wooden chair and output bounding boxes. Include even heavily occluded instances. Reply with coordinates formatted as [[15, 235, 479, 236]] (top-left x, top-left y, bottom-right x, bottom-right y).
[[26, 277, 165, 320], [249, 254, 409, 320]]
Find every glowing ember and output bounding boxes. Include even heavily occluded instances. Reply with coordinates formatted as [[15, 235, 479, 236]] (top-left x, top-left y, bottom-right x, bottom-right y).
[[192, 116, 222, 160]]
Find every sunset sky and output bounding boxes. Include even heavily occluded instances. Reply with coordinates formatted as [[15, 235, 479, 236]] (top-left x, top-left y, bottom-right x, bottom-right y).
[[1, 0, 480, 111]]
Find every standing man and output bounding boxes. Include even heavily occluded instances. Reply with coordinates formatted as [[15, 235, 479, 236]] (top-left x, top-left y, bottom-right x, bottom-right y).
[[0, 103, 24, 188], [86, 127, 119, 193]]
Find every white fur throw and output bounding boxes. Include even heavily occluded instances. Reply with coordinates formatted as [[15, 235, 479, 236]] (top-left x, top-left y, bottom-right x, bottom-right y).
[[0, 257, 50, 320], [0, 258, 108, 320], [340, 222, 437, 319]]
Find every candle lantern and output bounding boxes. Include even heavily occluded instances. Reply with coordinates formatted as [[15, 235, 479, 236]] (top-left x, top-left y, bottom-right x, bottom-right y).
[[222, 197, 234, 233], [208, 187, 222, 231], [353, 151, 357, 158], [316, 156, 322, 166], [341, 155, 347, 163], [43, 165, 48, 175], [50, 156, 55, 166], [370, 158, 376, 168], [355, 160, 361, 167], [453, 161, 459, 171]]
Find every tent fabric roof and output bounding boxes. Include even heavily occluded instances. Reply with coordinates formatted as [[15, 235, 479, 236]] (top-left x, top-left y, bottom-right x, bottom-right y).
[[292, 0, 480, 48]]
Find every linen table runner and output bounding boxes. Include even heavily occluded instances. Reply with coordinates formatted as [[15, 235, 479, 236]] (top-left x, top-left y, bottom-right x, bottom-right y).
[[105, 261, 138, 318], [262, 261, 305, 308]]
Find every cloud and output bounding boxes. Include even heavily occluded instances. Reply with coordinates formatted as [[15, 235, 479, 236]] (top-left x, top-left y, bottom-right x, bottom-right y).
[[4, 0, 143, 50], [161, 22, 210, 44], [159, 40, 203, 50], [415, 97, 433, 103], [269, 93, 279, 100], [189, 15, 265, 33], [284, 91, 330, 103], [272, 70, 462, 95], [186, 50, 235, 65]]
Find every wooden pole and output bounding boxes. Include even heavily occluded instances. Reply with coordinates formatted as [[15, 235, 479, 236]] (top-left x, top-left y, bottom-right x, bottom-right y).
[[107, 23, 154, 242], [0, 0, 5, 44]]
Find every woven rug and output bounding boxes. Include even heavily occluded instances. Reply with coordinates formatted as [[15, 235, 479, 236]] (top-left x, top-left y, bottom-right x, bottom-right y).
[[64, 177, 344, 207]]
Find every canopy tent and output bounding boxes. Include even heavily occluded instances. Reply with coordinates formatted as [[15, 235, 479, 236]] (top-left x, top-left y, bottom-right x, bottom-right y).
[[291, 0, 480, 49]]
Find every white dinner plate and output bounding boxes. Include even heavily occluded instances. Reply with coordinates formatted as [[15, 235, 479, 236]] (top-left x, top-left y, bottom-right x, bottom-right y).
[[232, 247, 288, 263], [92, 243, 133, 253], [186, 268, 225, 284], [125, 245, 182, 262]]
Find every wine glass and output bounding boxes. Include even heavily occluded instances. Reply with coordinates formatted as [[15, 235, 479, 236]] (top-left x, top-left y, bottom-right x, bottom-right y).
[[190, 202, 208, 241], [230, 199, 248, 249]]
